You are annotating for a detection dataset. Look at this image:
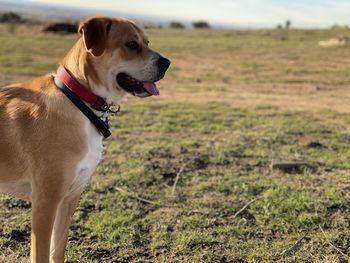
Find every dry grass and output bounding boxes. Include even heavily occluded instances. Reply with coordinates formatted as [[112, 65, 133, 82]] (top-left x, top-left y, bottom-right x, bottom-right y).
[[0, 249, 28, 263]]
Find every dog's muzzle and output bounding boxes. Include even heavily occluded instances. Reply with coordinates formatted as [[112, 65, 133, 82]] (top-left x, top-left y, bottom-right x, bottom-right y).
[[116, 55, 171, 98]]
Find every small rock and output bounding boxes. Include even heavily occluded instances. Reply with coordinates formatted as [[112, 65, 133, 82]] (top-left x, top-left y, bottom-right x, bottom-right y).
[[271, 162, 317, 174], [307, 141, 325, 149]]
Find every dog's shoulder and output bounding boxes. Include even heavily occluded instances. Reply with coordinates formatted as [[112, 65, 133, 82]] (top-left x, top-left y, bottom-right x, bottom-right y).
[[0, 74, 55, 107], [0, 75, 88, 156]]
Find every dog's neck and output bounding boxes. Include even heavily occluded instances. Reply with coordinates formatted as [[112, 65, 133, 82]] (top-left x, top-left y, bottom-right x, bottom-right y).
[[60, 38, 101, 96], [58, 39, 113, 118]]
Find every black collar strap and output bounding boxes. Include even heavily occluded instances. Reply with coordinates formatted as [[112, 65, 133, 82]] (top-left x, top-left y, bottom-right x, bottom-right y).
[[54, 76, 112, 138]]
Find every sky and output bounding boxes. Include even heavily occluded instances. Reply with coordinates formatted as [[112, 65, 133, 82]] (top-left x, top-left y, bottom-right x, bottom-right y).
[[23, 0, 350, 28]]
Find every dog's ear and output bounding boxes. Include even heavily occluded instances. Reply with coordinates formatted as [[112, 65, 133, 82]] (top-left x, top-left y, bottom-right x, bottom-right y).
[[79, 17, 112, 57]]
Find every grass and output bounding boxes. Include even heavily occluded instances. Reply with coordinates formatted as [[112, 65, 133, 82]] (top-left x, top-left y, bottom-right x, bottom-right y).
[[1, 23, 350, 262]]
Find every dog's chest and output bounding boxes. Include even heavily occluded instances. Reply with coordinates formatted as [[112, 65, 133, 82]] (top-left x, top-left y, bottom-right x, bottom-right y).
[[69, 122, 104, 195]]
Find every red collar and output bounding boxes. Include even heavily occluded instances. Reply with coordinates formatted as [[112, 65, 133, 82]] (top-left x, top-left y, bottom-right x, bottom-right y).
[[56, 65, 109, 112]]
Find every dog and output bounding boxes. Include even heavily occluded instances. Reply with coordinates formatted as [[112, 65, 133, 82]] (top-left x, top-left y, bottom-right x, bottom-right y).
[[0, 16, 170, 263]]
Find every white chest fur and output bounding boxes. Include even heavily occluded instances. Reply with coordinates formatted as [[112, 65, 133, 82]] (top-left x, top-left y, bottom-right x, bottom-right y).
[[68, 120, 104, 195]]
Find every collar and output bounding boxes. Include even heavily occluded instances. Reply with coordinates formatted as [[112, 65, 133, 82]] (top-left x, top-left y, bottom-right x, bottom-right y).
[[54, 67, 112, 138], [56, 65, 110, 112]]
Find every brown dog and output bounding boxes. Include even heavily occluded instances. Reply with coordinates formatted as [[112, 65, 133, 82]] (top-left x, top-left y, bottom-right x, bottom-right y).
[[0, 16, 170, 263]]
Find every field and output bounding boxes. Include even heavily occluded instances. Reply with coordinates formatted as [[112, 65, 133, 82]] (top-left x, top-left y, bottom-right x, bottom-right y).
[[1, 24, 350, 262]]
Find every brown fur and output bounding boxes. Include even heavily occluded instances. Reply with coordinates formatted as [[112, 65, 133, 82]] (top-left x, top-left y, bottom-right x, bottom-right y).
[[0, 16, 169, 263]]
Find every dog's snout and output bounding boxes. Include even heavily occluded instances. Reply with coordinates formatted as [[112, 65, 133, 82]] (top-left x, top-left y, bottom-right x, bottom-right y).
[[158, 56, 171, 74]]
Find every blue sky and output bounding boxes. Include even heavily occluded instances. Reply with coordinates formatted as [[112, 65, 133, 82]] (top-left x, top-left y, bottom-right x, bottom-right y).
[[26, 0, 350, 28]]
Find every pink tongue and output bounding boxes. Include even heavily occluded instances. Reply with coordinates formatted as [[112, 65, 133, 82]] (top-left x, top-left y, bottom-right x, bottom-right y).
[[143, 82, 160, 96]]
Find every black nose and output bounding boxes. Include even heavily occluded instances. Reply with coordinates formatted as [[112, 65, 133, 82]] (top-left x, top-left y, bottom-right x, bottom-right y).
[[158, 56, 171, 74]]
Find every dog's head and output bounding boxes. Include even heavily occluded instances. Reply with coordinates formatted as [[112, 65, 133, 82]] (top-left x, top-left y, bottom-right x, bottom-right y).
[[78, 16, 170, 104]]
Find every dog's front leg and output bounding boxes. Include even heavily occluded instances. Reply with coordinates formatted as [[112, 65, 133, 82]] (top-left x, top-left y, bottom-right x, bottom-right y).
[[49, 191, 82, 263], [31, 194, 60, 263]]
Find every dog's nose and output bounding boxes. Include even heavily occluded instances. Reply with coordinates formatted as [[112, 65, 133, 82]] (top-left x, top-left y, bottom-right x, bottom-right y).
[[158, 56, 171, 73]]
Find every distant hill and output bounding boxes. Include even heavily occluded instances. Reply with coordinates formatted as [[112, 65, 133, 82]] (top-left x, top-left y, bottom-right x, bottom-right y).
[[0, 0, 147, 23], [0, 1, 186, 27], [0, 0, 238, 28]]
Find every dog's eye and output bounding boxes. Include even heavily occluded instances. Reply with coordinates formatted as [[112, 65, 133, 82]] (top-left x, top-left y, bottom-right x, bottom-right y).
[[126, 41, 139, 50]]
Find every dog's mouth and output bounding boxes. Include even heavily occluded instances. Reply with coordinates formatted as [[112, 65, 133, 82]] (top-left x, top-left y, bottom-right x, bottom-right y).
[[116, 73, 160, 98]]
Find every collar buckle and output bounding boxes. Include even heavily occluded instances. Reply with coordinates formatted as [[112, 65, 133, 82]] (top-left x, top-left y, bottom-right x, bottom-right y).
[[91, 97, 109, 112], [101, 103, 109, 111]]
